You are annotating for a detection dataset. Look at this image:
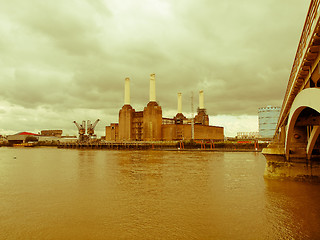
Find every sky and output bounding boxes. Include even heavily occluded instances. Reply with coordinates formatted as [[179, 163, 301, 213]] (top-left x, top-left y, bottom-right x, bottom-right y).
[[0, 0, 310, 137]]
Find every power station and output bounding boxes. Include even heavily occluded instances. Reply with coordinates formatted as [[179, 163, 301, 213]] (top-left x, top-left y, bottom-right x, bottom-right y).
[[106, 74, 224, 141]]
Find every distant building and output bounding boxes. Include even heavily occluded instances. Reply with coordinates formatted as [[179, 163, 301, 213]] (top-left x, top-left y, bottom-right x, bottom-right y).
[[0, 135, 7, 144], [7, 132, 39, 144], [237, 132, 259, 139], [41, 130, 63, 137], [106, 74, 224, 142], [105, 123, 119, 141], [258, 106, 281, 138]]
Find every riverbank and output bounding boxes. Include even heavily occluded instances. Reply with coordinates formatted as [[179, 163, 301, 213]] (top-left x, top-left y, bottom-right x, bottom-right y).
[[1, 140, 268, 151]]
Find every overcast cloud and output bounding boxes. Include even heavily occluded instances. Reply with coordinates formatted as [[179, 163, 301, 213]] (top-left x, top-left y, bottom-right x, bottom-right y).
[[0, 0, 309, 136]]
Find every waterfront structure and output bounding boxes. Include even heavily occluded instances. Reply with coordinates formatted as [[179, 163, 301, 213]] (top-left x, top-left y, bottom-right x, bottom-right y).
[[7, 132, 39, 144], [258, 106, 280, 138], [106, 74, 224, 141], [263, 1, 320, 181], [73, 119, 100, 142], [237, 132, 259, 139], [40, 130, 63, 137], [0, 135, 7, 144]]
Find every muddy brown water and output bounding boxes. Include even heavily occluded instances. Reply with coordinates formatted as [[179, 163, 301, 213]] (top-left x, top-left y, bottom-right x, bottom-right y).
[[0, 148, 319, 239]]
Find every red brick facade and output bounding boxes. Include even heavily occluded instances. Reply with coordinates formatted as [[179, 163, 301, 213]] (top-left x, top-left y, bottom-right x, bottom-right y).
[[105, 123, 118, 141], [106, 102, 224, 142], [119, 105, 134, 141], [143, 102, 162, 141], [162, 124, 223, 141]]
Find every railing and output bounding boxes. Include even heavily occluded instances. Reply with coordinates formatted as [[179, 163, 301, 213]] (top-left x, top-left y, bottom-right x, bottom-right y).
[[277, 0, 320, 131]]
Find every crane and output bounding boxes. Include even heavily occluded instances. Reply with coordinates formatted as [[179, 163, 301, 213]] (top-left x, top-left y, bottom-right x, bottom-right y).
[[73, 120, 86, 142], [87, 119, 100, 137], [74, 119, 100, 142]]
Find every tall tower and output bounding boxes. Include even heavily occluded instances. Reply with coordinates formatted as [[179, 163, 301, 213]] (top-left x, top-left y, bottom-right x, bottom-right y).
[[174, 92, 186, 124], [178, 92, 182, 114], [119, 77, 135, 141], [194, 90, 209, 125], [199, 90, 204, 109], [124, 77, 130, 105], [149, 73, 156, 102], [143, 73, 162, 141]]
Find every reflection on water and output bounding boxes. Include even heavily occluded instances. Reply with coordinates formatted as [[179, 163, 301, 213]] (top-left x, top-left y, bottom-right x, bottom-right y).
[[0, 148, 319, 239], [264, 179, 320, 239]]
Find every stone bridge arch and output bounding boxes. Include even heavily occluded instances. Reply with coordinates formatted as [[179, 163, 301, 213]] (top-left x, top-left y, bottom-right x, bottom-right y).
[[285, 88, 320, 159]]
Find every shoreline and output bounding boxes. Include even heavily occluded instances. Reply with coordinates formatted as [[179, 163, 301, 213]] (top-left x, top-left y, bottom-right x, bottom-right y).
[[1, 145, 263, 152]]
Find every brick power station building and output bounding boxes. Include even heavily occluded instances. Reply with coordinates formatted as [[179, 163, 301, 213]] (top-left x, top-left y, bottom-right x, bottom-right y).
[[106, 74, 224, 142]]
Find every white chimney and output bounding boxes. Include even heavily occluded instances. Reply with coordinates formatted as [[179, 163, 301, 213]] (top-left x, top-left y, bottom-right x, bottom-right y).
[[149, 73, 156, 102], [199, 90, 204, 109], [124, 77, 130, 105], [177, 92, 182, 113]]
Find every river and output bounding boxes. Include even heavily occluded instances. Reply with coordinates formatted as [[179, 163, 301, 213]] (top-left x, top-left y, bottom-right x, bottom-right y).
[[0, 148, 319, 239]]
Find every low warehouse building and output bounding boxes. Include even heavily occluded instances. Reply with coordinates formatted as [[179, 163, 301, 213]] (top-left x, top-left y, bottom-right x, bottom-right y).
[[7, 132, 39, 144]]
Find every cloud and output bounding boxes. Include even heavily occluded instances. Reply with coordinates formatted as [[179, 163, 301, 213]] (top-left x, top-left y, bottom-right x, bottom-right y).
[[210, 115, 258, 137], [0, 0, 310, 136]]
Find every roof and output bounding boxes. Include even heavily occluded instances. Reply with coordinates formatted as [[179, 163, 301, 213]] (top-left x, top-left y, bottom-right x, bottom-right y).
[[16, 132, 39, 136]]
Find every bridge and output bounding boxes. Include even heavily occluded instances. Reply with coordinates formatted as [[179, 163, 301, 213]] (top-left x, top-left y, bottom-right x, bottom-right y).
[[263, 0, 320, 181]]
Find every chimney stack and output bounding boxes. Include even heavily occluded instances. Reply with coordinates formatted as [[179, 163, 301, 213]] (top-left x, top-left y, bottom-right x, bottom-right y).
[[199, 90, 204, 109], [177, 92, 182, 113], [149, 73, 156, 102], [124, 77, 130, 105]]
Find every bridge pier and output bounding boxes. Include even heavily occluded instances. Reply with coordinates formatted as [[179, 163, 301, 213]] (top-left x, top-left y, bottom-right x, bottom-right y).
[[263, 141, 320, 182], [263, 154, 320, 182]]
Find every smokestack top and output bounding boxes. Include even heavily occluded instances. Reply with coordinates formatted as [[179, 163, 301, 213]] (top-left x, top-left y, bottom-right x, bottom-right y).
[[177, 92, 182, 113], [124, 77, 130, 105], [149, 73, 156, 102], [199, 90, 204, 109]]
